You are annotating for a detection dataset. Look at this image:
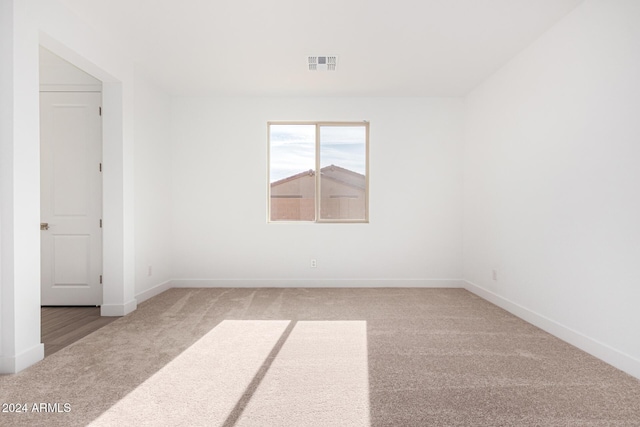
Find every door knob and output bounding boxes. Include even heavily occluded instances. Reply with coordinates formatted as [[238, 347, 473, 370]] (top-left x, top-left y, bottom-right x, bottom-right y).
[[40, 223, 49, 231]]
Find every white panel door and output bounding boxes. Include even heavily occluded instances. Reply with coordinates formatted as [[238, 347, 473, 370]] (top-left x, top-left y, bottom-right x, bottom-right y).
[[40, 92, 102, 306]]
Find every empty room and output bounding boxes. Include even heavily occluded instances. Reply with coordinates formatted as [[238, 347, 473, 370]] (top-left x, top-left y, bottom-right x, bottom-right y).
[[1, 0, 639, 425]]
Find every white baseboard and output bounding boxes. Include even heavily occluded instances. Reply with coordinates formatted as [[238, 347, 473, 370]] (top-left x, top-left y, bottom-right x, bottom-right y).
[[464, 280, 640, 380], [135, 280, 172, 304], [0, 343, 44, 374], [100, 299, 137, 317], [170, 278, 465, 288]]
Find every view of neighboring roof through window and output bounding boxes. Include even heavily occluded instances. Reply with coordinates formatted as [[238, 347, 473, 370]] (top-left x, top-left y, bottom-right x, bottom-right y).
[[268, 122, 369, 223]]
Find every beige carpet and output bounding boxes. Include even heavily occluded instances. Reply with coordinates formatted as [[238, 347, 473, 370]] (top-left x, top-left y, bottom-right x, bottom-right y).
[[1, 288, 639, 426]]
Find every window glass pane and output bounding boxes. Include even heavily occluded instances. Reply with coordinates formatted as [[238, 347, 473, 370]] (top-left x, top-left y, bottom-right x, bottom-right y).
[[319, 126, 367, 221], [269, 124, 316, 221]]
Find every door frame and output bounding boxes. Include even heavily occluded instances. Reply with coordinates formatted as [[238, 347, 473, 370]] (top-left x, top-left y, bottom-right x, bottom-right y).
[[39, 35, 137, 317]]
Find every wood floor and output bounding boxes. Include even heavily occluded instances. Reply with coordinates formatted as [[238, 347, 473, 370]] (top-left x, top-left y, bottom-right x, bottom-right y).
[[41, 306, 118, 357]]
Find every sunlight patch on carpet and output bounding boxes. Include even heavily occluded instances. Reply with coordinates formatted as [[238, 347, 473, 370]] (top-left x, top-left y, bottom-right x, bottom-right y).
[[236, 321, 370, 427], [89, 320, 370, 426], [89, 320, 290, 426]]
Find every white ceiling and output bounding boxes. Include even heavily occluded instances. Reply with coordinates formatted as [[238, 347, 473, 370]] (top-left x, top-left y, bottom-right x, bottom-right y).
[[59, 0, 584, 97]]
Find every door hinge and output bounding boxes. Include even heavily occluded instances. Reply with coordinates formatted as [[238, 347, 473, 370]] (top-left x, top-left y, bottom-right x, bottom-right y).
[[100, 275, 103, 284], [99, 163, 102, 172], [99, 106, 102, 116], [100, 219, 102, 228]]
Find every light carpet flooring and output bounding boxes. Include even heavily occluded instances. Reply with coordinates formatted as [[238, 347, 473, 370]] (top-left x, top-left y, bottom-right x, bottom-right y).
[[1, 288, 639, 426]]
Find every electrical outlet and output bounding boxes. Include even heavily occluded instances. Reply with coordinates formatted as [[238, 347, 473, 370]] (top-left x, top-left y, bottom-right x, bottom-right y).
[[148, 265, 153, 276], [310, 259, 317, 268], [492, 269, 498, 281]]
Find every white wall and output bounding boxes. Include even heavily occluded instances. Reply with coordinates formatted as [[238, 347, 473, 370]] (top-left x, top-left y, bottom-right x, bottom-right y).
[[463, 0, 640, 377], [39, 46, 101, 91], [134, 69, 173, 300], [0, 0, 14, 368], [171, 97, 464, 286], [0, 0, 44, 373]]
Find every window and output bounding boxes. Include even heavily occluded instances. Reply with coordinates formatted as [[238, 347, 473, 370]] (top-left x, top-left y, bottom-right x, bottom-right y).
[[268, 122, 369, 223]]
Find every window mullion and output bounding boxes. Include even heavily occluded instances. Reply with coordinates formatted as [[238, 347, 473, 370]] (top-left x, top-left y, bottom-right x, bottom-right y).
[[315, 123, 321, 222]]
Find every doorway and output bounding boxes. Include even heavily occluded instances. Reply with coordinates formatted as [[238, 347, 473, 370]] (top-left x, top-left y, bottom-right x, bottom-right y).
[[39, 47, 103, 306]]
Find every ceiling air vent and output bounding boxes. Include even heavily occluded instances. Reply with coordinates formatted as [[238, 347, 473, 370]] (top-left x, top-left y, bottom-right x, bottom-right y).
[[308, 55, 338, 71]]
